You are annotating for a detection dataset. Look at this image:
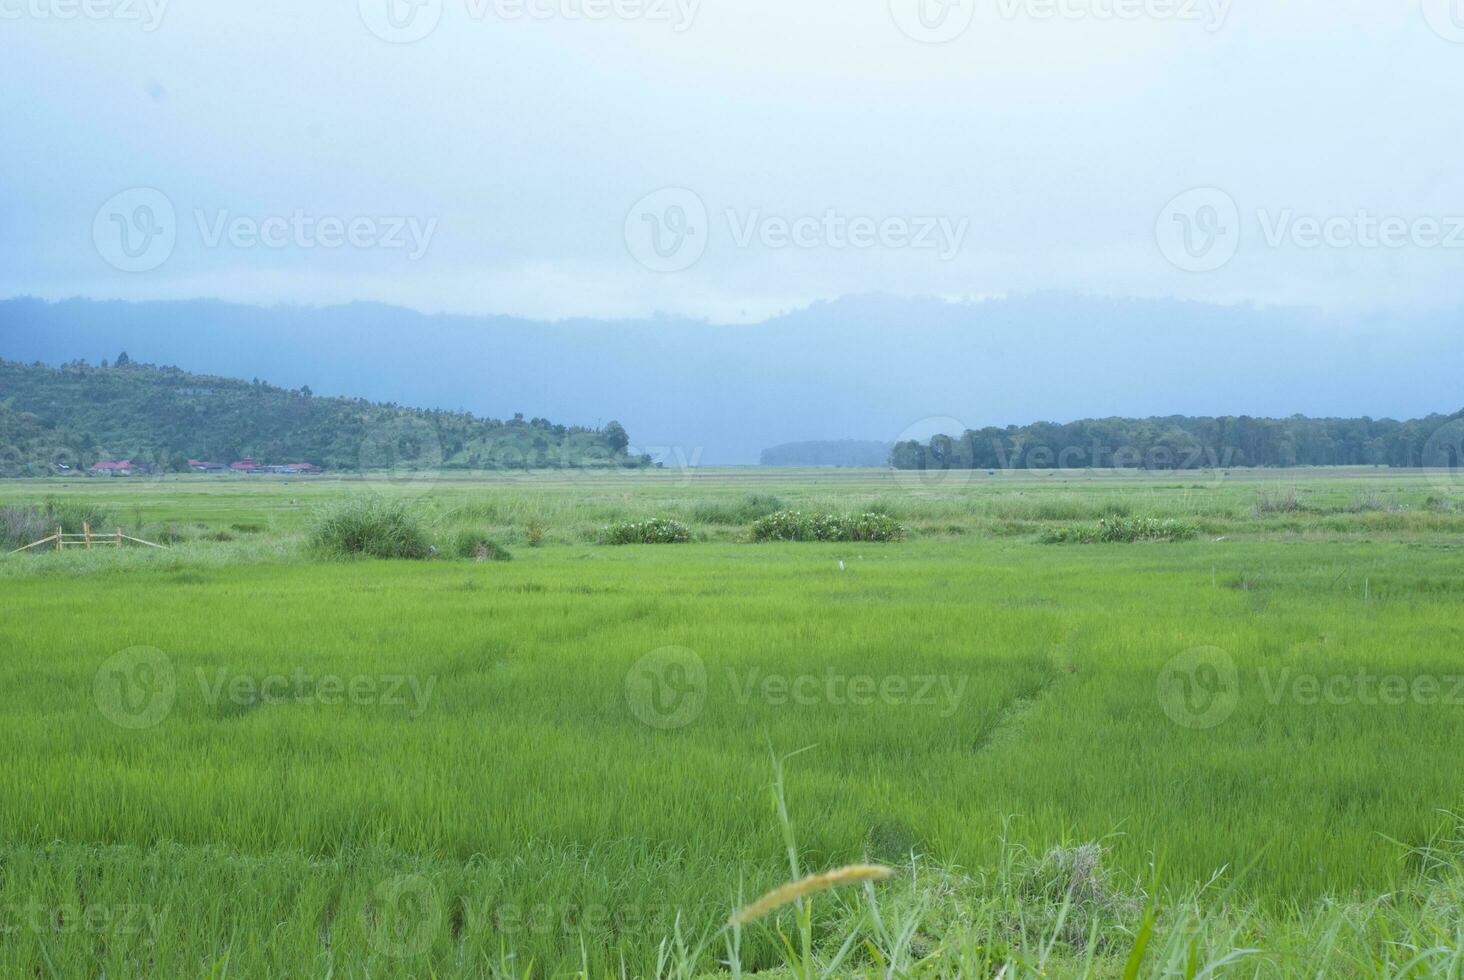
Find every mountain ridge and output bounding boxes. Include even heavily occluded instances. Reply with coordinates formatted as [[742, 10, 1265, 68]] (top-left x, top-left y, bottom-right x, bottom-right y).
[[2, 293, 1459, 464], [0, 355, 642, 476]]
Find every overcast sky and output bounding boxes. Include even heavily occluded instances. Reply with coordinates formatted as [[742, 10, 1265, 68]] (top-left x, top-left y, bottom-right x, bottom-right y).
[[2, 0, 1462, 323]]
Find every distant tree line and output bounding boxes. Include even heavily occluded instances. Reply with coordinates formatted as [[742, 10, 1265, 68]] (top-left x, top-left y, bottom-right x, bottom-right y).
[[0, 356, 649, 476], [890, 412, 1464, 471]]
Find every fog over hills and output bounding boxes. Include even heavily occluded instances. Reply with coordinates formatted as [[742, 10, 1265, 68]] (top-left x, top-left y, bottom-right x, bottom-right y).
[[1, 295, 1456, 464]]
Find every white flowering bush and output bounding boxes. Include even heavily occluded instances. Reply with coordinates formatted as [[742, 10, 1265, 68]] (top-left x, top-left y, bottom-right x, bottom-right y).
[[601, 517, 692, 545], [1040, 515, 1199, 544], [750, 511, 906, 542]]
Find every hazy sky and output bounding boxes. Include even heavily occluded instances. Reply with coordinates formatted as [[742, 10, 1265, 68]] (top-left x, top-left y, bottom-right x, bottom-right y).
[[2, 0, 1462, 322]]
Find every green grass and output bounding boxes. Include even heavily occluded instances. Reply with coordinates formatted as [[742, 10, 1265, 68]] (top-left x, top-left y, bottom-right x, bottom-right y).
[[1, 467, 1463, 975]]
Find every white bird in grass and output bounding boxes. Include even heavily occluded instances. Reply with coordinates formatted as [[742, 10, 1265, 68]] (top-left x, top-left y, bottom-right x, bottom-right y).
[[838, 560, 845, 571]]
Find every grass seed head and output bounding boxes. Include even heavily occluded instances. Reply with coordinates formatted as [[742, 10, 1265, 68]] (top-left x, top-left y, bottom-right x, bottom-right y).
[[729, 864, 895, 926]]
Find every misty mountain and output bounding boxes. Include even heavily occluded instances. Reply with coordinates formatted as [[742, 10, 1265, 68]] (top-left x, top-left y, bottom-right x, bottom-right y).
[[0, 295, 1458, 464], [761, 441, 895, 467]]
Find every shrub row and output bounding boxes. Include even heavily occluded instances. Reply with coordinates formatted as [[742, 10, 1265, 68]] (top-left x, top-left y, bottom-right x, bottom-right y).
[[1041, 515, 1200, 544], [750, 511, 906, 542], [293, 499, 919, 559]]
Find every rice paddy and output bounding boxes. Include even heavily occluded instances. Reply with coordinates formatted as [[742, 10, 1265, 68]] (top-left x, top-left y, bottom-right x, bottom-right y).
[[2, 466, 1463, 977]]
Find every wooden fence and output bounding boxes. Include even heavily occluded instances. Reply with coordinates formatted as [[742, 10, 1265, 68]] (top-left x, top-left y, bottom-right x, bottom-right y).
[[9, 523, 167, 554]]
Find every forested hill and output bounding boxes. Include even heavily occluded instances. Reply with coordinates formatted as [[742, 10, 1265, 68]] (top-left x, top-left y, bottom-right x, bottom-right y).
[[0, 356, 647, 476], [891, 412, 1464, 471]]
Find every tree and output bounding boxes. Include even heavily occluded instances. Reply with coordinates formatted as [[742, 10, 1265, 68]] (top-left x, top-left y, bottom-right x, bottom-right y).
[[115, 351, 131, 367], [604, 421, 630, 454]]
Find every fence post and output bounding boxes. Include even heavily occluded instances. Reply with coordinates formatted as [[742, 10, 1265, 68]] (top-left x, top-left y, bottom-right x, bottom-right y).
[[117, 527, 123, 547], [84, 521, 92, 550], [56, 526, 63, 552]]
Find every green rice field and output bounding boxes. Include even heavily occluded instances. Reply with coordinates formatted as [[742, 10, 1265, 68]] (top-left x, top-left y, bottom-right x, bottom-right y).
[[2, 467, 1463, 977]]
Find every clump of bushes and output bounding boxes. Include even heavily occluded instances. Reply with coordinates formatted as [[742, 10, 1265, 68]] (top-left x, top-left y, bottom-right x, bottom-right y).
[[1, 498, 114, 550], [1253, 488, 1301, 515], [0, 506, 51, 551], [1425, 494, 1458, 513], [144, 524, 191, 545], [452, 530, 513, 561], [1345, 493, 1387, 513], [309, 496, 430, 559], [601, 518, 691, 545], [1041, 515, 1199, 544], [750, 511, 906, 542]]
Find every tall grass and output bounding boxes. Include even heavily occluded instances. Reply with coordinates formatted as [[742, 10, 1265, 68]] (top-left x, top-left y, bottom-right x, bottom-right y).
[[0, 496, 114, 549], [308, 495, 430, 559]]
